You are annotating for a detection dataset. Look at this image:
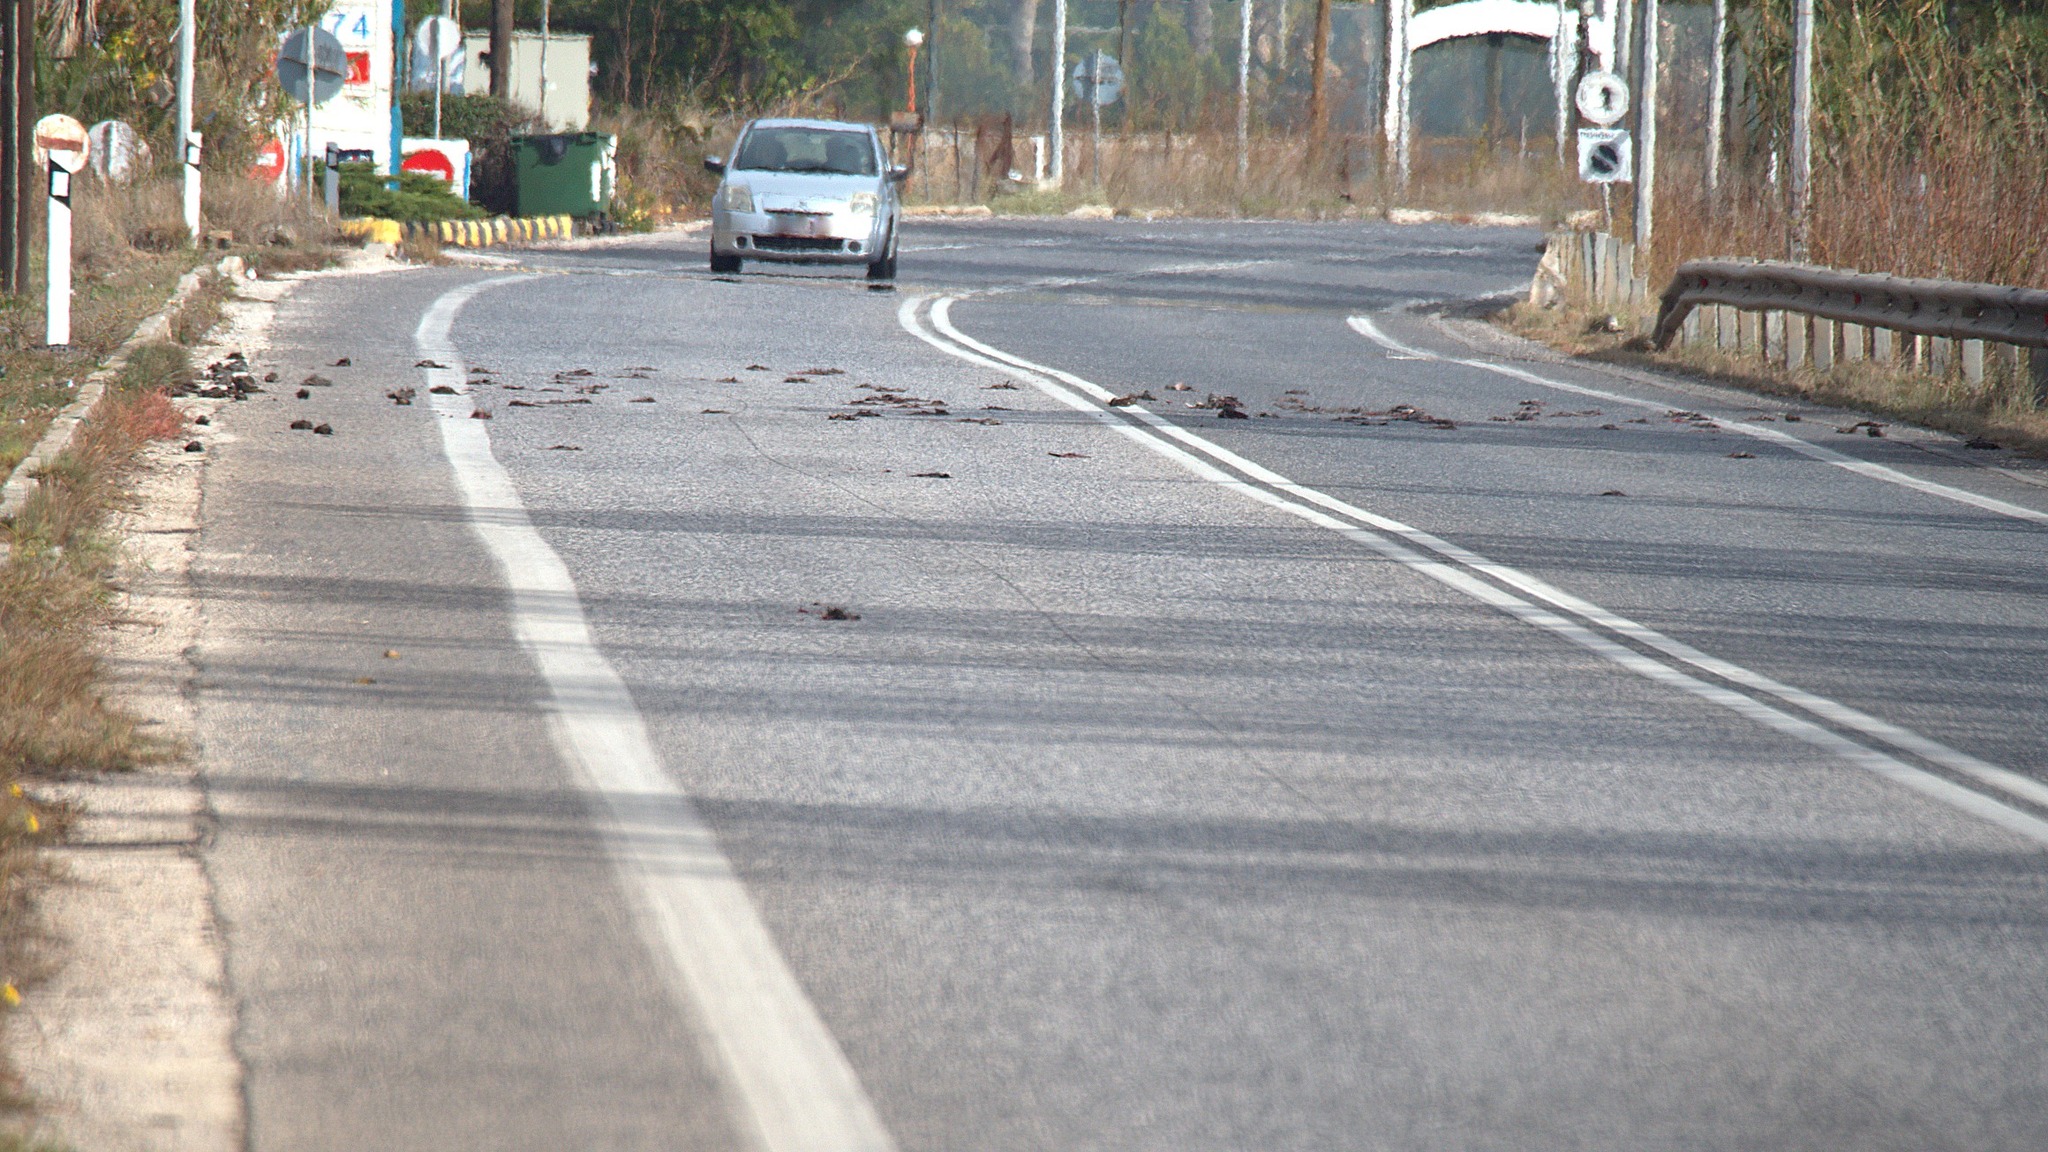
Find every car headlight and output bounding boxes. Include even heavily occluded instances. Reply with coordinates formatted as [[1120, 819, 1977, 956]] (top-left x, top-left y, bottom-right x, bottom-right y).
[[848, 191, 879, 216], [721, 183, 754, 213]]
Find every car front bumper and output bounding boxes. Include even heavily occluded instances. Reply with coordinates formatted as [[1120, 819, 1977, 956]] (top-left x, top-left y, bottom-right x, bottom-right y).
[[712, 209, 889, 263]]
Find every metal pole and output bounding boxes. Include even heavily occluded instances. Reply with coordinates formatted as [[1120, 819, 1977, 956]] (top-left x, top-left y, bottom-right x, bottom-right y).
[[1089, 54, 1100, 189], [1633, 0, 1656, 260], [1613, 0, 1632, 84], [1789, 0, 1813, 259], [176, 0, 199, 244], [1236, 0, 1251, 183], [539, 0, 551, 129], [1706, 0, 1725, 194], [433, 17, 445, 141], [1049, 0, 1066, 187]]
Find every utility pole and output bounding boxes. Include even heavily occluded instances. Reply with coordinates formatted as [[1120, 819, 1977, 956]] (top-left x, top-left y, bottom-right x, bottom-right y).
[[1236, 0, 1251, 183], [177, 0, 199, 244], [1, 0, 16, 295], [1789, 0, 1813, 260], [9, 0, 33, 295], [1706, 0, 1725, 195], [1049, 0, 1066, 186], [1307, 0, 1333, 150], [490, 0, 513, 100], [1633, 0, 1657, 260], [1088, 51, 1100, 188]]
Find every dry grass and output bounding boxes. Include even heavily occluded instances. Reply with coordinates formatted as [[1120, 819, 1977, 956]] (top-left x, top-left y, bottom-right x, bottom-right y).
[[0, 345, 190, 1116], [399, 231, 446, 265]]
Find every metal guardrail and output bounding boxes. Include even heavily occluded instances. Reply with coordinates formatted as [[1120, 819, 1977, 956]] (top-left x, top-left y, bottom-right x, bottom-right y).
[[1653, 259, 2048, 352]]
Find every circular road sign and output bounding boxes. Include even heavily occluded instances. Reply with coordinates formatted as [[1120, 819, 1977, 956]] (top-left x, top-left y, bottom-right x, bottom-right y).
[[1071, 52, 1123, 107], [250, 138, 288, 183], [33, 114, 90, 169], [87, 120, 150, 182], [278, 27, 349, 105], [403, 147, 457, 182], [1575, 71, 1630, 127]]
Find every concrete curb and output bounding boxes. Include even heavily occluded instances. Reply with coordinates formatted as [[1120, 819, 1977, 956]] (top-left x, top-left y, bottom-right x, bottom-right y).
[[0, 257, 243, 542], [339, 214, 579, 248]]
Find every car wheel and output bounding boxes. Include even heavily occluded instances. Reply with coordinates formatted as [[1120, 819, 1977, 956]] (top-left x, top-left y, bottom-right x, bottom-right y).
[[866, 231, 897, 281], [710, 250, 742, 274]]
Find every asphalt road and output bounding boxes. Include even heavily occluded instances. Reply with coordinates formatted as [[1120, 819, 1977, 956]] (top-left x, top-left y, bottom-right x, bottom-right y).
[[195, 219, 2048, 1151]]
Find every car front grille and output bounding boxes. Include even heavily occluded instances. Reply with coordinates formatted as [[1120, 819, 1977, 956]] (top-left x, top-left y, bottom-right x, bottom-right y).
[[752, 235, 850, 253]]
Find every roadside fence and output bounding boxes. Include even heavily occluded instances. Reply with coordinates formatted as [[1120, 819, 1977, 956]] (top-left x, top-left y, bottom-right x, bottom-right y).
[[1533, 232, 2048, 403]]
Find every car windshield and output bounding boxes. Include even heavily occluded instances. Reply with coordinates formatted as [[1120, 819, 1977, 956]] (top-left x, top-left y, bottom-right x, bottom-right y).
[[734, 127, 878, 176]]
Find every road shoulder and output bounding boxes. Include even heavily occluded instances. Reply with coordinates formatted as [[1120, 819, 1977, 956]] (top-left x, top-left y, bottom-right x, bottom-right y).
[[0, 257, 396, 1151]]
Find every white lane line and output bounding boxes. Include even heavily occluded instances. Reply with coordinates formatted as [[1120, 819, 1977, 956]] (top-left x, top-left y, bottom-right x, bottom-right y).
[[420, 278, 897, 1152], [901, 294, 2048, 847], [1348, 314, 2048, 529], [976, 257, 1276, 297]]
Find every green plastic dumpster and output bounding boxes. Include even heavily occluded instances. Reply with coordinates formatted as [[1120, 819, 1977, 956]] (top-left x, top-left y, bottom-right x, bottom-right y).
[[512, 132, 618, 218]]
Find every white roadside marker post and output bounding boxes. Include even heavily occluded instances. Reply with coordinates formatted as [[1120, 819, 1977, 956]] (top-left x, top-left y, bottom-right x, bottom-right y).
[[183, 130, 202, 239], [177, 0, 198, 244], [45, 155, 72, 348]]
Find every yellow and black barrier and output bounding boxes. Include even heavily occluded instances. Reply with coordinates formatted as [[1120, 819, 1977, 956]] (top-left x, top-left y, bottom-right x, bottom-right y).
[[340, 214, 579, 249]]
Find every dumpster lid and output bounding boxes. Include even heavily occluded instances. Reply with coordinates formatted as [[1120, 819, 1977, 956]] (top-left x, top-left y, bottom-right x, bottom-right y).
[[517, 132, 611, 165]]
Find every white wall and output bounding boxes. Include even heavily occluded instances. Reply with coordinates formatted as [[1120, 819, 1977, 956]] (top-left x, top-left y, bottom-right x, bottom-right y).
[[462, 32, 591, 132]]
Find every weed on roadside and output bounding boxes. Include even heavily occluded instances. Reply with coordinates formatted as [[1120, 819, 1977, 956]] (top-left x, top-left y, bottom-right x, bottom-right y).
[[0, 344, 192, 1115], [400, 231, 447, 265]]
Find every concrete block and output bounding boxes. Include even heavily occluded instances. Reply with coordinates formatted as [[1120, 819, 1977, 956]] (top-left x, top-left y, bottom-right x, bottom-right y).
[[1765, 311, 1786, 363], [1737, 309, 1759, 354], [1714, 305, 1735, 351], [1871, 327, 1894, 362], [1682, 308, 1703, 346], [2032, 348, 2048, 406], [1785, 312, 1808, 371], [1811, 317, 1835, 372]]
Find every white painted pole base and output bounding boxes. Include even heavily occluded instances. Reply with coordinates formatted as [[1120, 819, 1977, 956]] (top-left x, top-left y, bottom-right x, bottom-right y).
[[184, 131, 204, 242], [46, 160, 74, 349]]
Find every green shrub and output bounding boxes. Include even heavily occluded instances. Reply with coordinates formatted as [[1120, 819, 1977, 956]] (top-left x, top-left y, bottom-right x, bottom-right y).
[[329, 162, 485, 223]]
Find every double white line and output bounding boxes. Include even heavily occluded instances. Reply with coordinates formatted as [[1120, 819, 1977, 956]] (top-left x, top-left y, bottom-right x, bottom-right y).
[[900, 293, 2048, 848]]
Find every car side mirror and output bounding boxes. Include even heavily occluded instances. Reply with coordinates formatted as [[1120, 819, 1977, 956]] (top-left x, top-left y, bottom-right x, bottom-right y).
[[888, 165, 910, 184], [703, 156, 726, 175]]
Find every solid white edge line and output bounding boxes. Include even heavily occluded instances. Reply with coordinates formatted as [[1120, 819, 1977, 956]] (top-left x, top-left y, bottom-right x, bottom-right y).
[[905, 294, 2048, 848], [421, 277, 898, 1152], [1341, 315, 2048, 812], [1346, 314, 2048, 528]]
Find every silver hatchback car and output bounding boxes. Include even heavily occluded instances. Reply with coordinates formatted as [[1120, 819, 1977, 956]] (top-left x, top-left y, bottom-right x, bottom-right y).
[[704, 119, 908, 280]]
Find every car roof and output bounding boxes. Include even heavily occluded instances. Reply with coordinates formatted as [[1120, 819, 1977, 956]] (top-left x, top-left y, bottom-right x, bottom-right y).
[[745, 118, 878, 137]]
